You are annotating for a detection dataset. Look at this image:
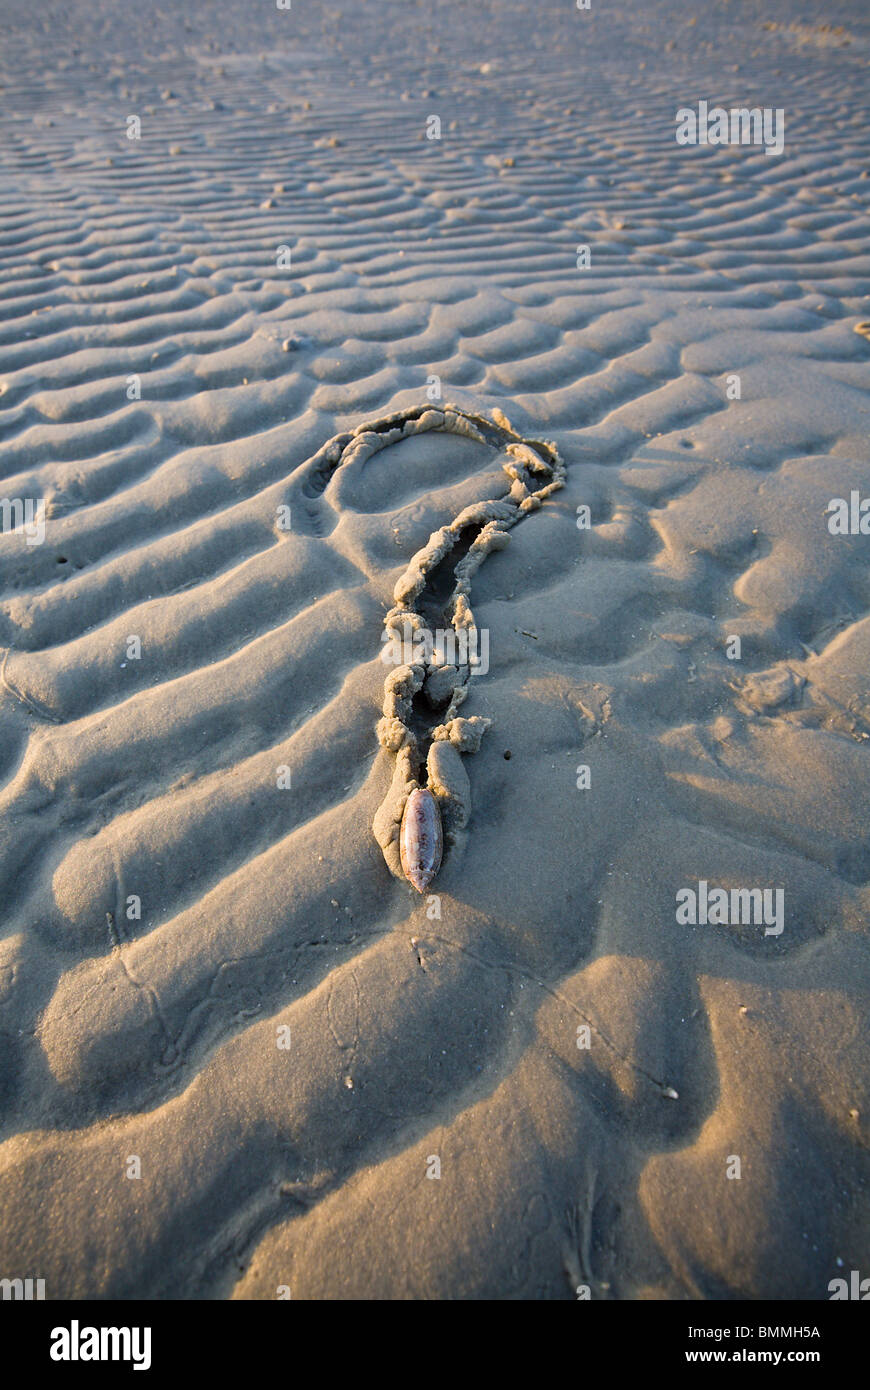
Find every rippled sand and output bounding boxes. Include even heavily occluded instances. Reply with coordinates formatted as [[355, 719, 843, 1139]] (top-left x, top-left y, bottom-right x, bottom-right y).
[[0, 0, 868, 1299]]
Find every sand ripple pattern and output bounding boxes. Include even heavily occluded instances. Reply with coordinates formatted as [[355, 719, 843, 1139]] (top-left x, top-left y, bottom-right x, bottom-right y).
[[0, 0, 868, 1298]]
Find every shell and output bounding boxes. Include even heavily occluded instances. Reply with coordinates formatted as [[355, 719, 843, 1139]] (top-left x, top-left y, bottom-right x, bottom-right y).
[[399, 787, 443, 892]]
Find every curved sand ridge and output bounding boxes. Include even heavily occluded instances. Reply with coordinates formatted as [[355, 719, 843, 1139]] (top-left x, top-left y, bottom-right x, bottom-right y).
[[0, 0, 868, 1299]]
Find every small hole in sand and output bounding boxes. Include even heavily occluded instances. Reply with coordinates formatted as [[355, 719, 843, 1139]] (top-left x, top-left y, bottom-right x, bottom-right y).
[[503, 750, 512, 760], [56, 556, 68, 564]]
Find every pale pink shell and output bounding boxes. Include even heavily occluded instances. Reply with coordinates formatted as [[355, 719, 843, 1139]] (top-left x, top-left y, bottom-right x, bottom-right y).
[[400, 787, 443, 892]]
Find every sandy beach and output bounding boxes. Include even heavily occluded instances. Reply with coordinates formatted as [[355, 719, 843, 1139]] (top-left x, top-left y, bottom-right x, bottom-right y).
[[0, 0, 868, 1300]]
